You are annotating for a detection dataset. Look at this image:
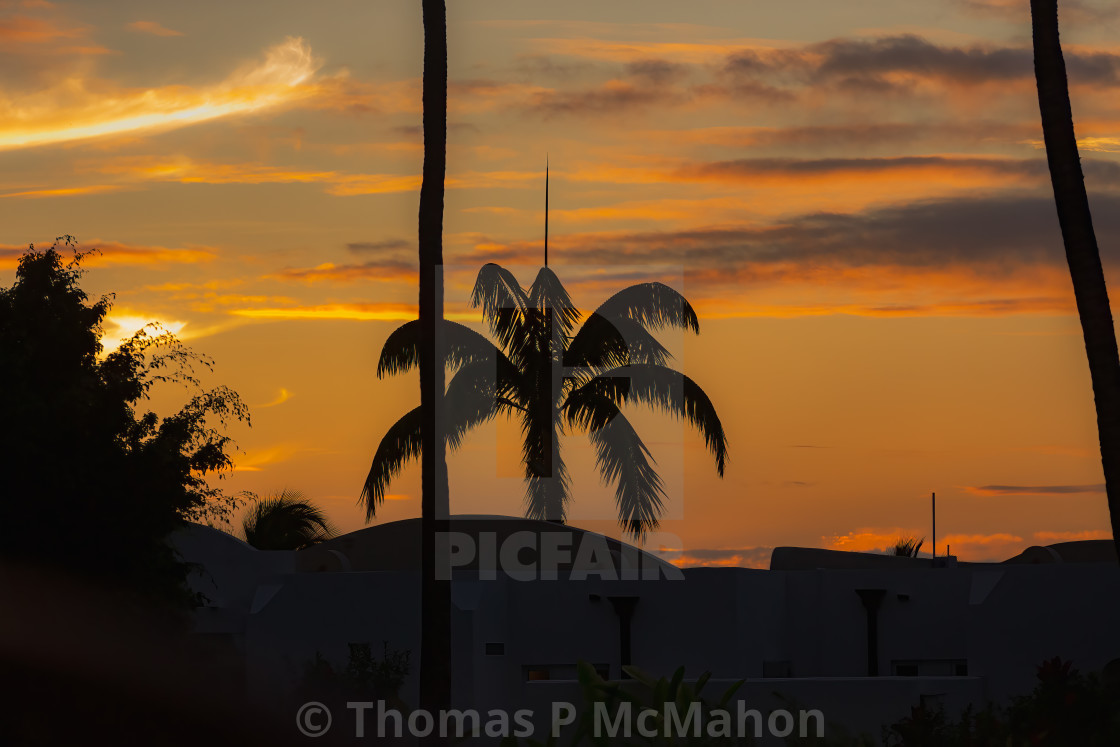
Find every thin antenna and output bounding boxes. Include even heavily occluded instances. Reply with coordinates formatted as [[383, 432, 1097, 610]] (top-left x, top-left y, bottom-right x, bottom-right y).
[[931, 491, 936, 560], [539, 156, 544, 267]]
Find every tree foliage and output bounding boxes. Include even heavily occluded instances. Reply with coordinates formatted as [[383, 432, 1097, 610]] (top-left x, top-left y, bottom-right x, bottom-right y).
[[0, 238, 250, 609]]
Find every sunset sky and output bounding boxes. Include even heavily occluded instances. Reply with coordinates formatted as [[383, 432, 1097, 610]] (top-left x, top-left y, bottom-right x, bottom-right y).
[[3, 0, 1119, 566]]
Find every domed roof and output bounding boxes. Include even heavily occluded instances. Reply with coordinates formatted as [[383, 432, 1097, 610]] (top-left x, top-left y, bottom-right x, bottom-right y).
[[296, 515, 677, 578]]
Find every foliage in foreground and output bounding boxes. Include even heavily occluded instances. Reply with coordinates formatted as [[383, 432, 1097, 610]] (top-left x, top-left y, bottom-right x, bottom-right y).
[[498, 657, 1120, 747], [298, 641, 412, 706], [881, 657, 1120, 747], [0, 238, 250, 611], [503, 662, 750, 747]]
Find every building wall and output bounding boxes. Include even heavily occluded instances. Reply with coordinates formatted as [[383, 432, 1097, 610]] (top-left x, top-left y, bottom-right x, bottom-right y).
[[173, 526, 1120, 738]]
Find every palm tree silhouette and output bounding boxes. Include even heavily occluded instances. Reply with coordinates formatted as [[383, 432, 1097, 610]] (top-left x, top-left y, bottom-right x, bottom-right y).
[[363, 263, 727, 538], [242, 490, 334, 550], [1031, 0, 1120, 561], [416, 0, 451, 723]]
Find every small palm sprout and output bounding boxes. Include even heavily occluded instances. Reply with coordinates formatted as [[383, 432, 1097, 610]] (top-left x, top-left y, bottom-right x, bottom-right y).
[[892, 536, 925, 558], [242, 490, 335, 551]]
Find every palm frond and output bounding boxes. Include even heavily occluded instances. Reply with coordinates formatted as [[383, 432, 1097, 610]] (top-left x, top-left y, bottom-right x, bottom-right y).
[[565, 363, 727, 476], [581, 397, 666, 539], [522, 443, 571, 524], [565, 312, 672, 376], [360, 407, 422, 520], [893, 536, 925, 557], [470, 263, 531, 356], [444, 356, 524, 450], [377, 319, 502, 378], [517, 381, 570, 522], [528, 267, 582, 338], [243, 489, 335, 551], [592, 282, 700, 334]]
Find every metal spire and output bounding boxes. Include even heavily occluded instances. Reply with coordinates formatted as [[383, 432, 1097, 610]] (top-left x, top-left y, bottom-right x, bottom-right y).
[[539, 156, 544, 267]]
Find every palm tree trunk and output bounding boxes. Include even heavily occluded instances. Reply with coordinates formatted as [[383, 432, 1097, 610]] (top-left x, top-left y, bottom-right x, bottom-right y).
[[1032, 0, 1120, 561], [418, 0, 451, 729]]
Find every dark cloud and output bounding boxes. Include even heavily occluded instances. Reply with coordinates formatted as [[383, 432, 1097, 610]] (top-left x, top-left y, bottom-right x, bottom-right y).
[[492, 33, 1120, 120], [720, 34, 1120, 93], [708, 122, 1040, 150], [513, 54, 595, 79], [968, 484, 1106, 495], [465, 189, 1120, 274], [268, 258, 414, 283], [527, 81, 672, 117], [678, 155, 1051, 180], [346, 239, 410, 253], [625, 58, 688, 85]]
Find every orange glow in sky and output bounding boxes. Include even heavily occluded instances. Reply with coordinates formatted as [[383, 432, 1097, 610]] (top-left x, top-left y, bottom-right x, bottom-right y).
[[2, 0, 1117, 565]]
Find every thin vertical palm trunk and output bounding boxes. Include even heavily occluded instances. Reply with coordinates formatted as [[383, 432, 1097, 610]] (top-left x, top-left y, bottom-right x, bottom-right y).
[[418, 0, 451, 727], [1032, 0, 1120, 561]]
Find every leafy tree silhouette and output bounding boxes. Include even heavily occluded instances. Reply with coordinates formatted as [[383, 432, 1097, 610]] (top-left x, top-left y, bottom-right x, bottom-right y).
[[242, 489, 334, 550], [0, 238, 250, 611], [363, 263, 727, 538]]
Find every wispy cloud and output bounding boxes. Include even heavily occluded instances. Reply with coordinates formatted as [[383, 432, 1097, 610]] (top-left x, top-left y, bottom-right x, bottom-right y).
[[347, 239, 411, 253], [126, 20, 183, 37], [0, 36, 327, 150], [939, 532, 1025, 561], [254, 388, 293, 409], [0, 14, 83, 43], [659, 546, 773, 569], [0, 239, 214, 269], [825, 527, 922, 553], [1033, 529, 1112, 543], [229, 302, 477, 322], [963, 484, 1106, 496], [266, 259, 415, 284], [233, 442, 318, 472], [0, 184, 123, 198], [99, 309, 239, 352], [90, 155, 539, 196]]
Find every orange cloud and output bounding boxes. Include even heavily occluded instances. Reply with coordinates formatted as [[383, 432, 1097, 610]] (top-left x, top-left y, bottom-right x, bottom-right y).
[[233, 443, 316, 472], [0, 184, 122, 198], [962, 484, 1106, 496], [266, 261, 415, 284], [824, 527, 922, 553], [254, 388, 294, 409], [0, 240, 214, 269], [127, 20, 183, 37], [531, 37, 783, 65], [1033, 529, 1112, 543], [663, 547, 773, 569], [0, 37, 328, 150], [0, 15, 83, 42], [938, 532, 1024, 561], [229, 303, 477, 322], [90, 156, 541, 197], [99, 309, 239, 352]]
